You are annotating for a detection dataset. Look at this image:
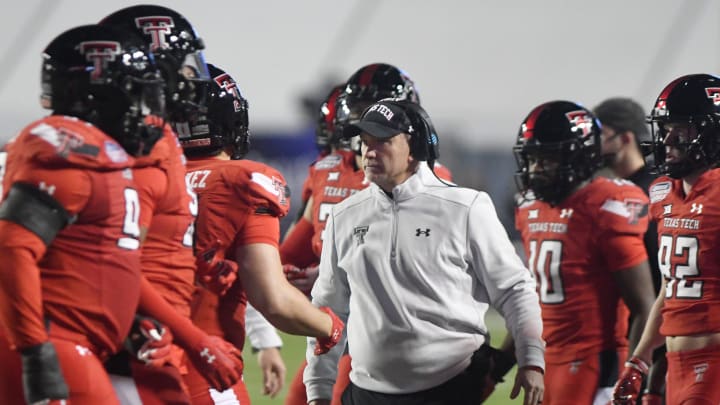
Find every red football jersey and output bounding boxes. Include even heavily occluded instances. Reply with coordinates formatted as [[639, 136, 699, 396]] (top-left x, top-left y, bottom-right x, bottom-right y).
[[186, 158, 290, 345], [305, 150, 368, 257], [0, 115, 141, 354], [515, 177, 649, 363], [649, 169, 720, 336], [134, 128, 197, 313]]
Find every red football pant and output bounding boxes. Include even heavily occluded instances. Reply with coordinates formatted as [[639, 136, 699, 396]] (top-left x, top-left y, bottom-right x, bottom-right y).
[[666, 344, 720, 405], [183, 353, 250, 405], [285, 354, 352, 405], [0, 334, 119, 405], [543, 349, 626, 405]]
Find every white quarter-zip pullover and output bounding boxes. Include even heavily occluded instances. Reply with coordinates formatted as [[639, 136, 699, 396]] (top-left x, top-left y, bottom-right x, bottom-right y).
[[305, 163, 544, 400]]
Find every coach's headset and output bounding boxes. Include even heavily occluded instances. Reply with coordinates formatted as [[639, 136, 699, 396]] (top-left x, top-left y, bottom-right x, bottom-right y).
[[372, 98, 440, 166]]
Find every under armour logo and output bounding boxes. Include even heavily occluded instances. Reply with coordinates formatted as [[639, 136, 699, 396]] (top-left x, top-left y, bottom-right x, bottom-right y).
[[663, 204, 672, 215], [74, 345, 91, 357], [353, 226, 369, 245], [78, 41, 120, 82], [560, 208, 573, 218], [528, 209, 539, 219], [135, 16, 175, 50], [199, 348, 216, 364], [328, 172, 340, 181], [569, 360, 582, 375], [694, 362, 708, 382], [415, 228, 431, 237], [691, 203, 703, 214]]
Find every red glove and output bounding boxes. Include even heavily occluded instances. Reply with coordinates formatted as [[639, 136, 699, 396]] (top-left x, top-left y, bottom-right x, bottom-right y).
[[612, 356, 649, 405], [125, 315, 173, 367], [184, 334, 244, 391], [314, 306, 344, 355], [196, 241, 238, 296], [640, 393, 663, 405], [283, 264, 319, 296]]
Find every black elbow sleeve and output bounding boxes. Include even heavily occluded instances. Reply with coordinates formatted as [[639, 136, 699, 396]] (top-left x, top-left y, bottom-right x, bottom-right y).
[[0, 183, 74, 245]]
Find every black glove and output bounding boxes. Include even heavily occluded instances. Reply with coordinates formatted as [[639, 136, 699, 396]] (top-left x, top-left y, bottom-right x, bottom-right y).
[[20, 342, 69, 404], [487, 345, 516, 383]]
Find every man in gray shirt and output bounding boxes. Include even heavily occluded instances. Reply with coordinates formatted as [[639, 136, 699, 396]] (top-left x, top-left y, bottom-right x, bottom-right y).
[[305, 99, 545, 405]]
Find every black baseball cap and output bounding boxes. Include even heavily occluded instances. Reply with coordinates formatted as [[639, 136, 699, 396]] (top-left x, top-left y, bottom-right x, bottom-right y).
[[347, 100, 415, 139]]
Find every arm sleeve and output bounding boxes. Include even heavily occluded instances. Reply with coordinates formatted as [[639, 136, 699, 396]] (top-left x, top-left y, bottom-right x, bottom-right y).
[[245, 303, 282, 350], [468, 193, 545, 370], [279, 216, 317, 267], [304, 211, 349, 401], [0, 168, 91, 349], [0, 221, 48, 349]]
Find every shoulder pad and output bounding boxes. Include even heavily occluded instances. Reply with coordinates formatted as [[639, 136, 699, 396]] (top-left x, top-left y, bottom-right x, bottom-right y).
[[314, 154, 343, 170], [230, 160, 290, 217], [18, 116, 134, 170]]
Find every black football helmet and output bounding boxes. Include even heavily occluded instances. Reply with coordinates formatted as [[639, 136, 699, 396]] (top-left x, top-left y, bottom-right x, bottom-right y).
[[181, 64, 250, 160], [646, 73, 720, 178], [315, 84, 344, 153], [41, 24, 165, 156], [514, 100, 603, 205], [99, 5, 210, 128], [335, 63, 420, 141]]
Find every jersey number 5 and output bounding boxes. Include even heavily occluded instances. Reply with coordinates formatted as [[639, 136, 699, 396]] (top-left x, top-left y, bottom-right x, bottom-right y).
[[658, 234, 702, 298], [528, 240, 565, 304]]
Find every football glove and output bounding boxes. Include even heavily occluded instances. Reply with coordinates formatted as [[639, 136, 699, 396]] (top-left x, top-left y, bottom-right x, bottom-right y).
[[283, 264, 319, 296], [314, 306, 344, 355], [184, 334, 244, 391], [196, 241, 238, 296], [612, 356, 649, 405], [20, 342, 69, 404], [124, 314, 173, 367]]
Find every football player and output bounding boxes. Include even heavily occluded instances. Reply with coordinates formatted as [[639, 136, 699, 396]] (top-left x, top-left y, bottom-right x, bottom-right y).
[[99, 5, 245, 404], [0, 24, 165, 405], [181, 63, 344, 405], [612, 73, 720, 404], [593, 97, 666, 405], [512, 101, 655, 405], [281, 63, 452, 405]]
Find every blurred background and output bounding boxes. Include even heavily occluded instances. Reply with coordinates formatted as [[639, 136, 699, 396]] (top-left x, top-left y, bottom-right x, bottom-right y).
[[2, 0, 719, 234]]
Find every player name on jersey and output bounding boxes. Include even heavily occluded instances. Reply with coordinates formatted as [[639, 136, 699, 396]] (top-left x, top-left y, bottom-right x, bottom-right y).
[[662, 217, 701, 230], [527, 222, 568, 233]]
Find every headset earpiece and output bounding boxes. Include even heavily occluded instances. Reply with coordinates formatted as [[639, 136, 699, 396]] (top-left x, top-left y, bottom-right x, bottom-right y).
[[385, 100, 439, 163]]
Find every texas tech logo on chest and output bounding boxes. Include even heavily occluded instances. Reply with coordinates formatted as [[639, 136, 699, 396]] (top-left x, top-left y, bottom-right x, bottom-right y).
[[135, 16, 174, 50], [78, 41, 120, 82]]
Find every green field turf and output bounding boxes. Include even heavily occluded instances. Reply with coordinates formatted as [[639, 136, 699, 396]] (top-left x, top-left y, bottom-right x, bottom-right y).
[[241, 309, 524, 405]]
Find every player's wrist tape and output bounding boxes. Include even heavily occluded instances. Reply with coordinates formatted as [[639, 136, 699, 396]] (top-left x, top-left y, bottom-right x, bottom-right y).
[[625, 356, 649, 375]]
